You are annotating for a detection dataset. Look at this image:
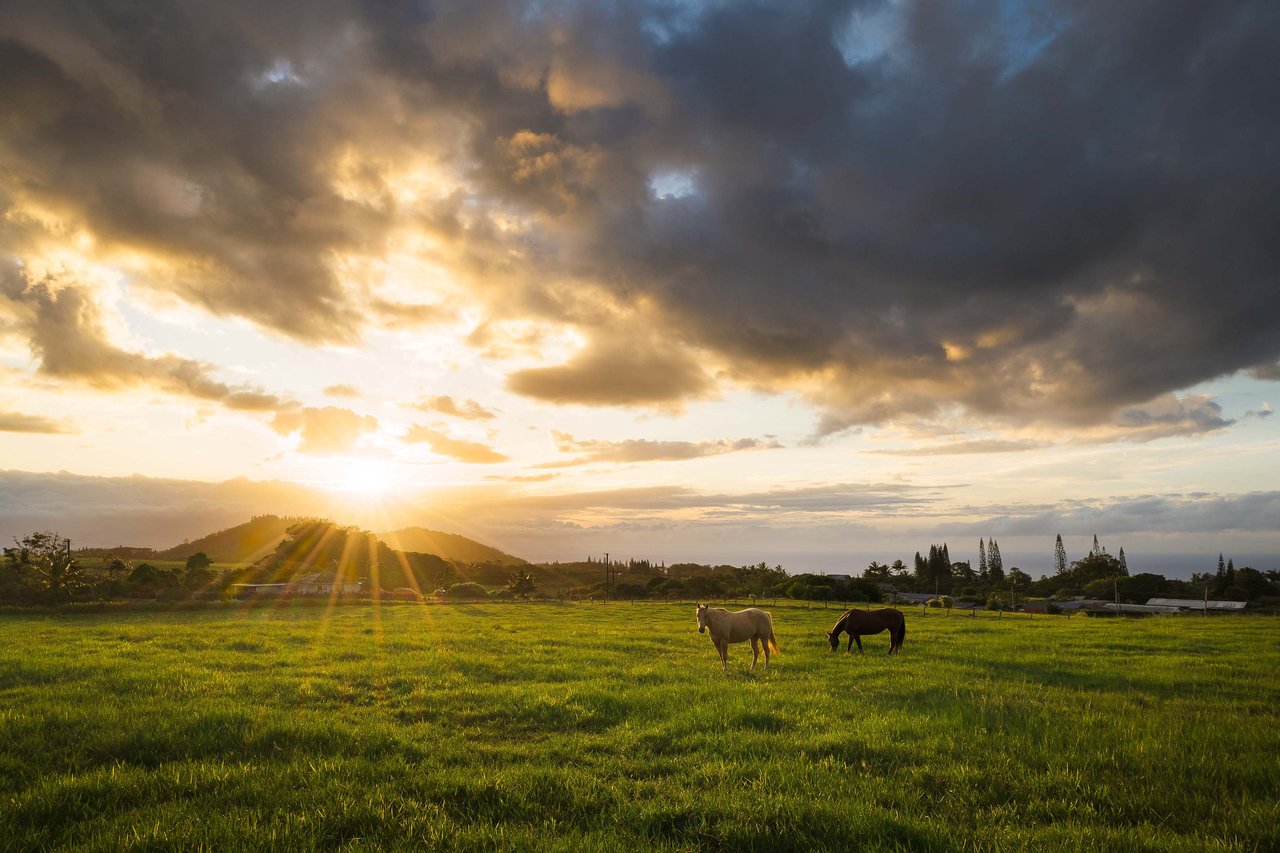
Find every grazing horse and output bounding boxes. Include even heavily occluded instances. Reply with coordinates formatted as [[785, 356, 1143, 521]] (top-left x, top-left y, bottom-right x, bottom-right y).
[[827, 607, 906, 654], [696, 604, 780, 671]]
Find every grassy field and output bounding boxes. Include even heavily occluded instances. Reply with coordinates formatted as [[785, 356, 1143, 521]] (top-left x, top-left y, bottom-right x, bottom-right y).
[[1, 603, 1276, 851]]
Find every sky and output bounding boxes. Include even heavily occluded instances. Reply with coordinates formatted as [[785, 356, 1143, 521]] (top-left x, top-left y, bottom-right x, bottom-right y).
[[1, 0, 1278, 578]]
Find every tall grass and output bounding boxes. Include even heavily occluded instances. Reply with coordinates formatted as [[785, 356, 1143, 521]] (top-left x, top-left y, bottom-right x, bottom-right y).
[[1, 604, 1276, 851]]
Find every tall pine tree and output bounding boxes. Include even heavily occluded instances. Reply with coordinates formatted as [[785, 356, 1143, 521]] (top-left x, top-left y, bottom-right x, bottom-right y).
[[978, 539, 988, 579], [1118, 547, 1128, 576], [988, 539, 1005, 583], [1054, 534, 1068, 576]]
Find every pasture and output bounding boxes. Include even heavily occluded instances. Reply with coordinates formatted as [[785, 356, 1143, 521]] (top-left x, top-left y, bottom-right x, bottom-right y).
[[1, 603, 1277, 851]]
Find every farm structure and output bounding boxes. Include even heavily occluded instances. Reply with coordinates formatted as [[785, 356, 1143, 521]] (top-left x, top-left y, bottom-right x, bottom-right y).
[[230, 572, 363, 599], [1147, 598, 1249, 612]]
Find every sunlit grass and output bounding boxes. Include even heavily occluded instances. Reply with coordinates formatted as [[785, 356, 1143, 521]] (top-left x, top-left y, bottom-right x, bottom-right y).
[[1, 605, 1276, 850]]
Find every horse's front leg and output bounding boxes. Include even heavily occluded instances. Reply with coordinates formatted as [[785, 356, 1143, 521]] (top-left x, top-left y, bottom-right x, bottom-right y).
[[750, 637, 760, 671], [718, 641, 729, 671], [853, 634, 864, 655]]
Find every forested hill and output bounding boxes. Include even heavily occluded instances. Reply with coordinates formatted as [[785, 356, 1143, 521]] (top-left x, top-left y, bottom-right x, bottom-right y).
[[155, 515, 300, 564], [379, 527, 527, 566], [234, 521, 454, 592]]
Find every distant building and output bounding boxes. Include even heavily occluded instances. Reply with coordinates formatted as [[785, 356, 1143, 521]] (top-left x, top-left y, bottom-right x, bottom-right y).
[[290, 572, 363, 595], [1146, 598, 1248, 612], [229, 582, 287, 597], [1098, 602, 1183, 615]]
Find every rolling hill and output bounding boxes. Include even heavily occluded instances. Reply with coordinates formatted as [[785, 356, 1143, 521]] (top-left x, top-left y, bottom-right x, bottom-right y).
[[379, 527, 527, 566], [155, 515, 301, 564]]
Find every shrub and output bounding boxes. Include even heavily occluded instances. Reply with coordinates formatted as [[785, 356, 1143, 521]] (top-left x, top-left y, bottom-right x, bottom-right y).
[[926, 598, 942, 608], [446, 582, 489, 601], [986, 591, 1010, 611]]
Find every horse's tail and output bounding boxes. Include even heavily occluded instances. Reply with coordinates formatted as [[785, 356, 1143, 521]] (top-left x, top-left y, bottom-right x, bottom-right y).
[[895, 622, 907, 648], [768, 626, 780, 654]]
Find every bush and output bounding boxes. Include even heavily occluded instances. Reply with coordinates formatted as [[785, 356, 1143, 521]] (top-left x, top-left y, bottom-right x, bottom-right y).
[[446, 582, 489, 601], [926, 598, 942, 608], [986, 591, 1010, 611], [939, 595, 954, 609]]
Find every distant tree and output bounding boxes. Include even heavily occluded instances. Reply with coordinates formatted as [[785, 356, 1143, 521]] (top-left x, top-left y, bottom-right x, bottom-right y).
[[3, 532, 86, 604], [864, 561, 890, 580], [985, 591, 1010, 611], [1054, 535, 1068, 576], [1091, 535, 1103, 557], [988, 540, 1004, 583], [183, 567, 216, 590], [1215, 553, 1228, 595], [1117, 547, 1127, 576], [889, 559, 909, 579], [505, 567, 537, 599], [185, 552, 212, 571], [1069, 552, 1124, 586], [978, 539, 988, 578]]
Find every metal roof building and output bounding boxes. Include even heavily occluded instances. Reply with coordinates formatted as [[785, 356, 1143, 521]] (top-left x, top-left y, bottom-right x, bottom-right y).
[[1146, 598, 1248, 611]]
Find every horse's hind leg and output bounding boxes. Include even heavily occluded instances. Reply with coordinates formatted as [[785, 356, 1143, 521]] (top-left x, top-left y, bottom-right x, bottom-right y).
[[853, 635, 864, 654], [750, 637, 760, 671]]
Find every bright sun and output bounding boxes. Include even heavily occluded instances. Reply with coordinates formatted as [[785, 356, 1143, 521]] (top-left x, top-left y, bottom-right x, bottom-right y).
[[325, 458, 400, 498]]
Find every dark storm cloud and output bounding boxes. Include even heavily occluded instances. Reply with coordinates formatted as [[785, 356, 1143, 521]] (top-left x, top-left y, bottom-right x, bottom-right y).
[[3, 1, 1279, 426]]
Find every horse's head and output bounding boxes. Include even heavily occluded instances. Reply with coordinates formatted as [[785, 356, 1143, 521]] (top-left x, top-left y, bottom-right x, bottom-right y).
[[827, 629, 839, 652], [696, 603, 709, 633]]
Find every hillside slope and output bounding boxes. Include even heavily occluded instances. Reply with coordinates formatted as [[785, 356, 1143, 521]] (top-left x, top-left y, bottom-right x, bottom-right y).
[[156, 515, 299, 564], [379, 527, 527, 566]]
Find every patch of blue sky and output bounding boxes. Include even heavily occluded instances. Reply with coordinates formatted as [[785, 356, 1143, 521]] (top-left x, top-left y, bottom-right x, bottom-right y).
[[833, 0, 903, 68], [648, 168, 699, 199]]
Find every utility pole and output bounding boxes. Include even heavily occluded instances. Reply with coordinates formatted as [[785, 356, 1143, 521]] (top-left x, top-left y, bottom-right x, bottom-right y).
[[1203, 584, 1208, 617], [1114, 579, 1120, 616]]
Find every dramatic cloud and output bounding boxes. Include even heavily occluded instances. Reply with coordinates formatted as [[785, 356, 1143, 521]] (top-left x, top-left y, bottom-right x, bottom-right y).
[[272, 406, 378, 454], [414, 396, 497, 421], [0, 412, 72, 434], [1106, 395, 1234, 442], [0, 273, 287, 412], [2, 0, 1278, 432], [506, 339, 714, 408], [1251, 362, 1280, 381], [403, 425, 509, 463], [543, 431, 779, 467]]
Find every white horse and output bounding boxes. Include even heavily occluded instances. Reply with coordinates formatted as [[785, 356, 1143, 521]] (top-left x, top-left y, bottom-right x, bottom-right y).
[[696, 603, 780, 671]]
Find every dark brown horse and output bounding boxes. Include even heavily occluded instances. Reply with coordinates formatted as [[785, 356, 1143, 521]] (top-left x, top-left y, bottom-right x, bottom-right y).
[[827, 608, 906, 654]]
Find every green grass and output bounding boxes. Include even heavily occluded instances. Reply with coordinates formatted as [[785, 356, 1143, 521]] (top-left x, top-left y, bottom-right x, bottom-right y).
[[1, 604, 1276, 851]]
